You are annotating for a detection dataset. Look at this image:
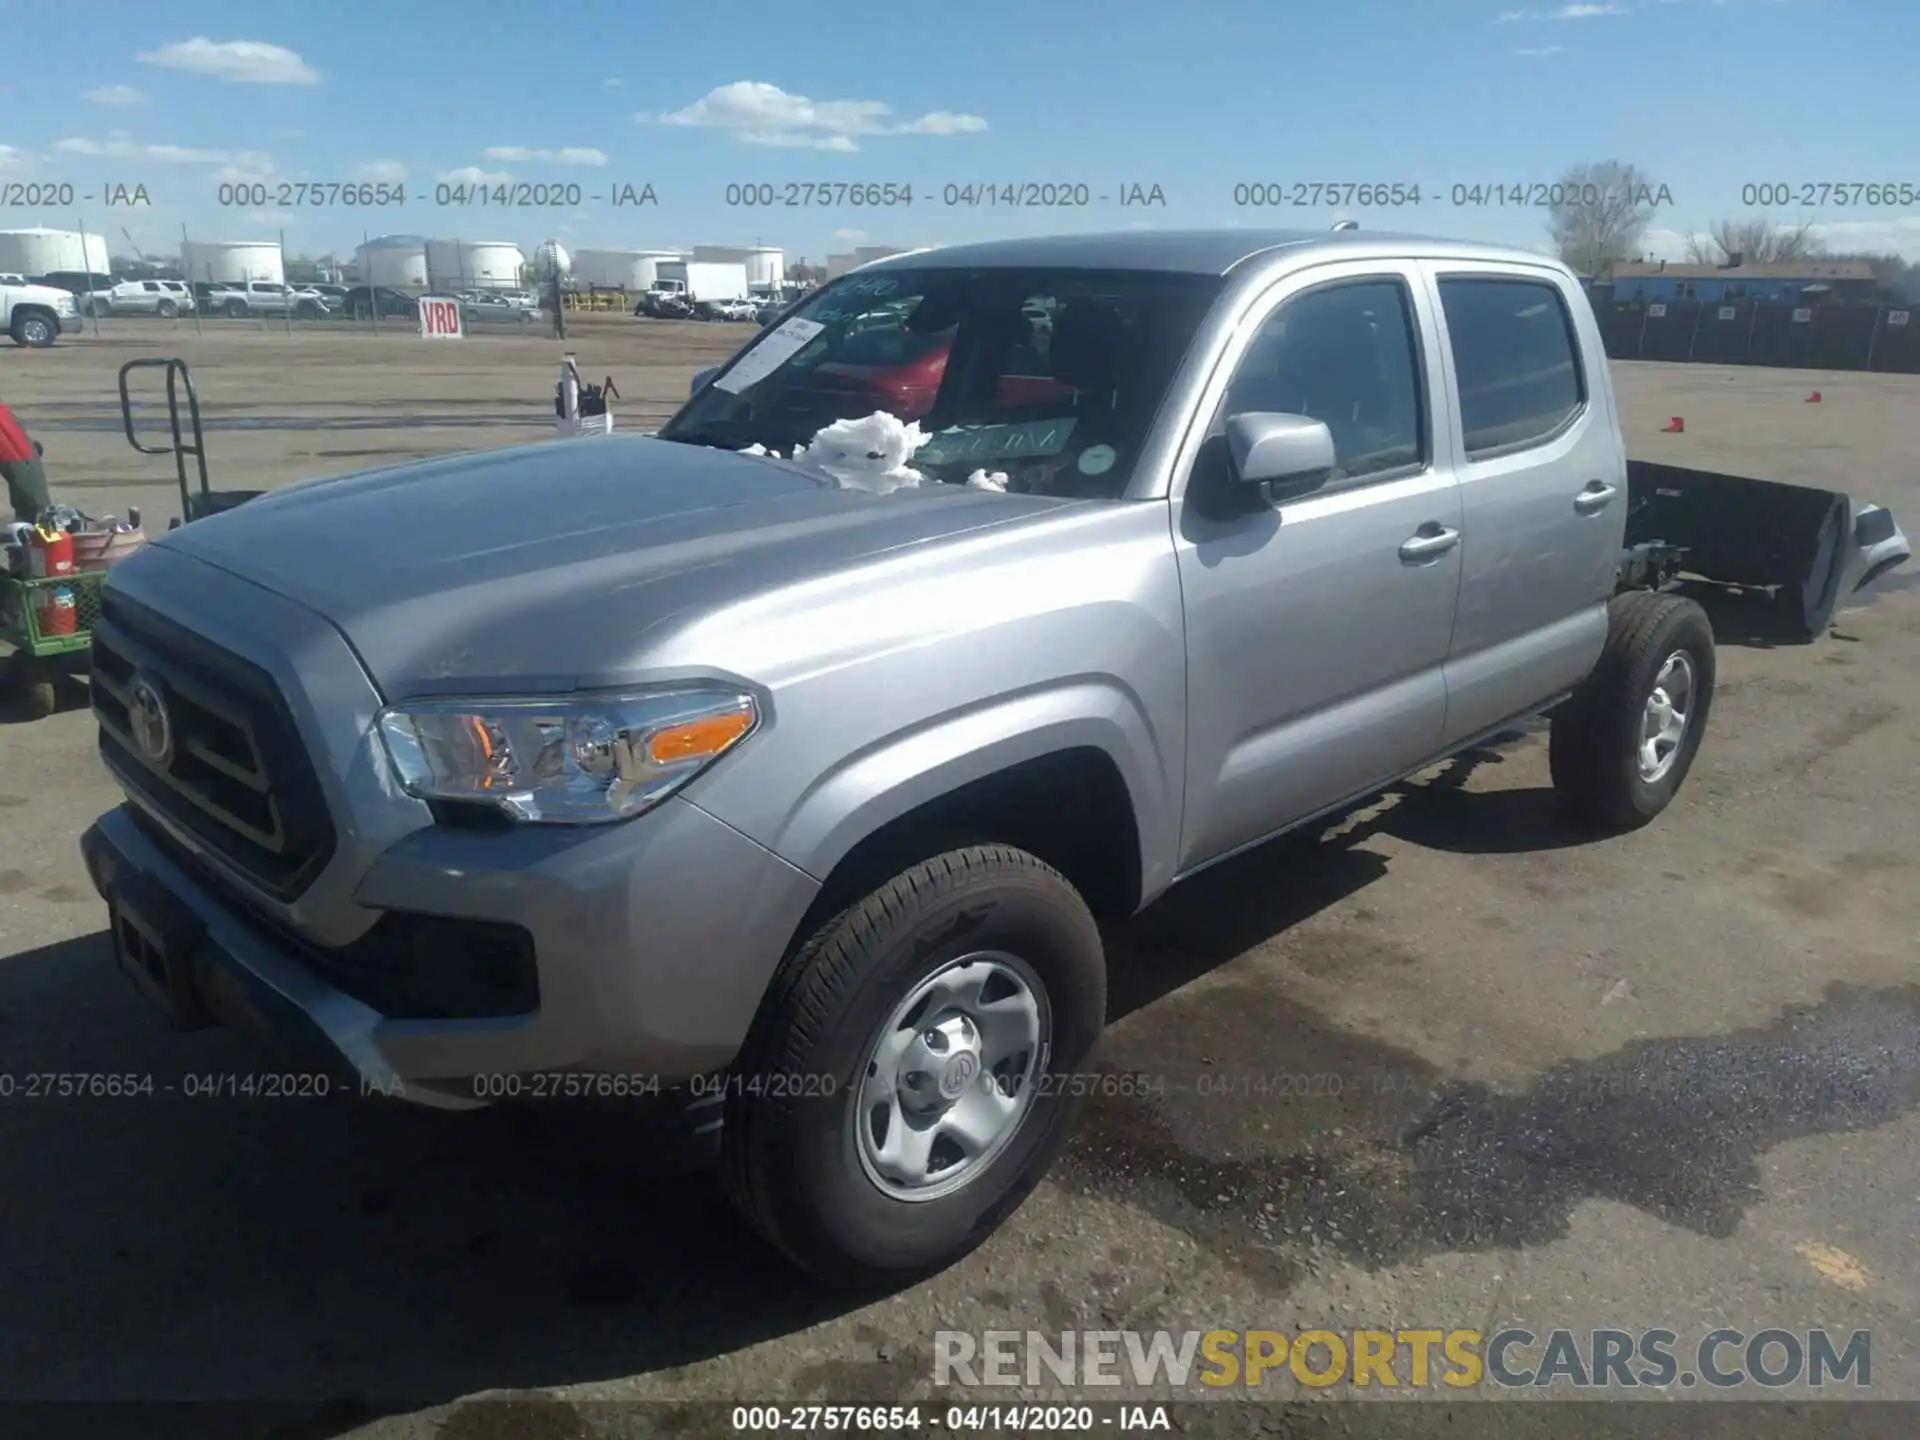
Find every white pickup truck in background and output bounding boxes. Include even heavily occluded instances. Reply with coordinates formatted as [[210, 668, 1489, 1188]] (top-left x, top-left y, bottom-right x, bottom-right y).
[[1, 277, 82, 347]]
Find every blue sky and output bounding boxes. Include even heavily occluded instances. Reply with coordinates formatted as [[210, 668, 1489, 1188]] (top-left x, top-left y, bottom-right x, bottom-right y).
[[3, 0, 1916, 270]]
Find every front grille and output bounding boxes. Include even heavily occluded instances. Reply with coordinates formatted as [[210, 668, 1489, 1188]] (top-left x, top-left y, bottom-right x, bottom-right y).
[[91, 589, 336, 901]]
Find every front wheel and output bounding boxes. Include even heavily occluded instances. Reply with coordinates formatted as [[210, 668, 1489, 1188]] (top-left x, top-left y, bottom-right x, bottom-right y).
[[721, 845, 1106, 1285], [10, 311, 56, 347], [1550, 592, 1716, 831], [224, 297, 247, 320]]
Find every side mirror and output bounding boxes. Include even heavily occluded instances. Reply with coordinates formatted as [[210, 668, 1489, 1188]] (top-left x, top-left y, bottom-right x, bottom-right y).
[[1225, 412, 1336, 498], [691, 366, 720, 397]]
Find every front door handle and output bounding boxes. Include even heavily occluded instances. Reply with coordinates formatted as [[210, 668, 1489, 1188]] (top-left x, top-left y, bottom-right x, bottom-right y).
[[1574, 481, 1618, 513], [1399, 524, 1461, 563]]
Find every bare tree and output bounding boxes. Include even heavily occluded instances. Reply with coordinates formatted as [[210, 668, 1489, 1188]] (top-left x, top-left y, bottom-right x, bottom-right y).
[[1548, 161, 1667, 280], [1685, 219, 1823, 266]]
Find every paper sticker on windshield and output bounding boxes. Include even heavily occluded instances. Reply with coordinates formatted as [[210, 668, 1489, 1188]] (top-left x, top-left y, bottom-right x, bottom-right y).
[[1077, 444, 1117, 476], [917, 417, 1078, 466], [714, 317, 827, 394]]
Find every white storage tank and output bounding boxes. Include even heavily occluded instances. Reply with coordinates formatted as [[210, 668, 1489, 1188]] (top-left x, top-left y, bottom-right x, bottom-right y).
[[426, 239, 525, 290], [745, 246, 784, 291], [180, 239, 285, 285], [573, 248, 683, 291], [0, 227, 111, 276], [692, 244, 751, 265], [532, 240, 573, 279], [356, 234, 430, 289]]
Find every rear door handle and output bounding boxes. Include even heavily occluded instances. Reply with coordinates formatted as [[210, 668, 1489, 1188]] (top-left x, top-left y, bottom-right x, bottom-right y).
[[1399, 524, 1461, 563], [1574, 481, 1618, 513]]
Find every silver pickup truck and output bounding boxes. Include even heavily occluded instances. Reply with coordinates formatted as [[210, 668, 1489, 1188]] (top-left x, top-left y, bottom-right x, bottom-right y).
[[79, 230, 1907, 1284]]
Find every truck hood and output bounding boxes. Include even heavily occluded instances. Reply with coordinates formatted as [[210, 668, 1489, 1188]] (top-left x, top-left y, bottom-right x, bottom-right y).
[[6, 283, 77, 307], [153, 435, 1057, 697]]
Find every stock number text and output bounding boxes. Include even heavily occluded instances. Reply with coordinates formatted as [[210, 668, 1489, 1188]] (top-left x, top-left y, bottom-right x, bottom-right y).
[[218, 182, 407, 209]]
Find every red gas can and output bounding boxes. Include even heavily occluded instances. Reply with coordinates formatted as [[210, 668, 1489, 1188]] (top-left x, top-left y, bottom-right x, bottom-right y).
[[28, 525, 74, 578], [37, 584, 77, 637]]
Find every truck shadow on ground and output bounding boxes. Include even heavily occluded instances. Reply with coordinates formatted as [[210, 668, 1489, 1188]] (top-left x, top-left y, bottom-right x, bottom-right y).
[[3, 755, 1908, 1430]]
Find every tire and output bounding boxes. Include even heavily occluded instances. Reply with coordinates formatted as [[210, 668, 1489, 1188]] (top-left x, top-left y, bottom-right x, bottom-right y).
[[1550, 591, 1716, 832], [721, 845, 1107, 1286], [2, 653, 58, 720], [10, 310, 56, 348], [156, 300, 177, 320], [224, 297, 247, 320]]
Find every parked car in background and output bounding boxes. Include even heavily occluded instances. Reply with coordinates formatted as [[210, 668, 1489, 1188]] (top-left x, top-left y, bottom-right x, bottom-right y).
[[305, 284, 351, 307], [35, 271, 118, 315], [2, 275, 82, 346], [104, 279, 196, 318], [460, 292, 533, 323], [209, 282, 329, 320], [0, 273, 27, 286], [341, 285, 421, 321]]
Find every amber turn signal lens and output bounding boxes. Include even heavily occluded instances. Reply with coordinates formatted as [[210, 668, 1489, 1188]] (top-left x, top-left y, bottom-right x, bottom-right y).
[[645, 707, 755, 764]]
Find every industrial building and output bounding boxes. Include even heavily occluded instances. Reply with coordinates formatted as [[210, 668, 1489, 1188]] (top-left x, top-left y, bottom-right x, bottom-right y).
[[1601, 259, 1885, 304], [180, 239, 286, 286], [0, 226, 111, 277]]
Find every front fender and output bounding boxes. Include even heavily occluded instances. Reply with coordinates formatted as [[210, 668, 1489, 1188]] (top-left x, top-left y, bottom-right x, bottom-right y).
[[706, 680, 1179, 907]]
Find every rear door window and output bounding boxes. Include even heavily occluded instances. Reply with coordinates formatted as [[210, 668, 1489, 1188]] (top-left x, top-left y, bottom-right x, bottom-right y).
[[1437, 277, 1586, 457]]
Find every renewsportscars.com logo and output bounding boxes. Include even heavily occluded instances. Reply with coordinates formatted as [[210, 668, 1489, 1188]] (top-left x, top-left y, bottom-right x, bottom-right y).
[[934, 1327, 1873, 1391]]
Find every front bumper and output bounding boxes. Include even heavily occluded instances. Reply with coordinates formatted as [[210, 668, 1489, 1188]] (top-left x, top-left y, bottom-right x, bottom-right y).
[[83, 794, 821, 1111]]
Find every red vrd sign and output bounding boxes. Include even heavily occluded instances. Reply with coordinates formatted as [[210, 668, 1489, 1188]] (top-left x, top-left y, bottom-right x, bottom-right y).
[[419, 296, 464, 339]]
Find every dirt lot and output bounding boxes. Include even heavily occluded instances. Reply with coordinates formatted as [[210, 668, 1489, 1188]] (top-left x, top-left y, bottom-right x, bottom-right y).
[[2, 323, 1918, 1436]]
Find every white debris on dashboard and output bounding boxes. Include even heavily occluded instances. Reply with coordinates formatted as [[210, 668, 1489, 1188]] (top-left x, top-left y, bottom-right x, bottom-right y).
[[740, 413, 1013, 495], [790, 412, 932, 494]]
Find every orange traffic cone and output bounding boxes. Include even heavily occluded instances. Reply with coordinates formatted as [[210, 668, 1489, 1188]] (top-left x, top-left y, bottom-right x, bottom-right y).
[[1806, 391, 1822, 403], [1661, 416, 1685, 433]]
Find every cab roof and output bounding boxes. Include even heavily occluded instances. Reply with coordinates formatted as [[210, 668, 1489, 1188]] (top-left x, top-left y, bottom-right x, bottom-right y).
[[857, 229, 1565, 278]]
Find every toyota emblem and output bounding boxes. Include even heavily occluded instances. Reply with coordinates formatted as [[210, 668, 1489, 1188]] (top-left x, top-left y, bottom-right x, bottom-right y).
[[127, 675, 174, 767]]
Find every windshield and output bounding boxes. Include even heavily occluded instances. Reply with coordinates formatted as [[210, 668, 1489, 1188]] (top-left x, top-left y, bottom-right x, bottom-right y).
[[659, 266, 1224, 498]]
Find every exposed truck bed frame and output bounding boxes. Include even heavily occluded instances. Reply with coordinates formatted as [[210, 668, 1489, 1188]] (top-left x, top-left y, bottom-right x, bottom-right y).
[[1620, 460, 1910, 638]]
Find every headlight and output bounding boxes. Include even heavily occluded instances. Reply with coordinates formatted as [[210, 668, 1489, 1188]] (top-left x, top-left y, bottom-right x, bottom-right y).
[[375, 687, 760, 824]]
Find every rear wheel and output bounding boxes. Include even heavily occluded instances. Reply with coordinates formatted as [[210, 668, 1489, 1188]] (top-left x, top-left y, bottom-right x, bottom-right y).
[[721, 845, 1107, 1285], [1551, 592, 1716, 831], [156, 299, 177, 319]]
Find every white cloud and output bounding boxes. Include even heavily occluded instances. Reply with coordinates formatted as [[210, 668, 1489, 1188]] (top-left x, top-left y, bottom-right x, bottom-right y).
[[482, 146, 608, 166], [138, 39, 320, 85], [1500, 1, 1628, 14], [1516, 44, 1566, 53], [54, 136, 274, 174], [83, 85, 146, 105], [356, 158, 408, 182], [439, 165, 511, 185], [0, 144, 26, 170], [1806, 215, 1920, 262], [604, 77, 624, 88], [833, 227, 868, 242], [646, 81, 988, 152]]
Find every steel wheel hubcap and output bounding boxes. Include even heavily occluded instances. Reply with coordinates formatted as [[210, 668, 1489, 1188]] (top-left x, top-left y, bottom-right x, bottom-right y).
[[1639, 650, 1695, 783], [854, 951, 1050, 1202]]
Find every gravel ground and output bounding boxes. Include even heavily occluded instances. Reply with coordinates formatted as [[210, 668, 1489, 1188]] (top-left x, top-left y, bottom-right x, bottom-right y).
[[2, 323, 1916, 1437]]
